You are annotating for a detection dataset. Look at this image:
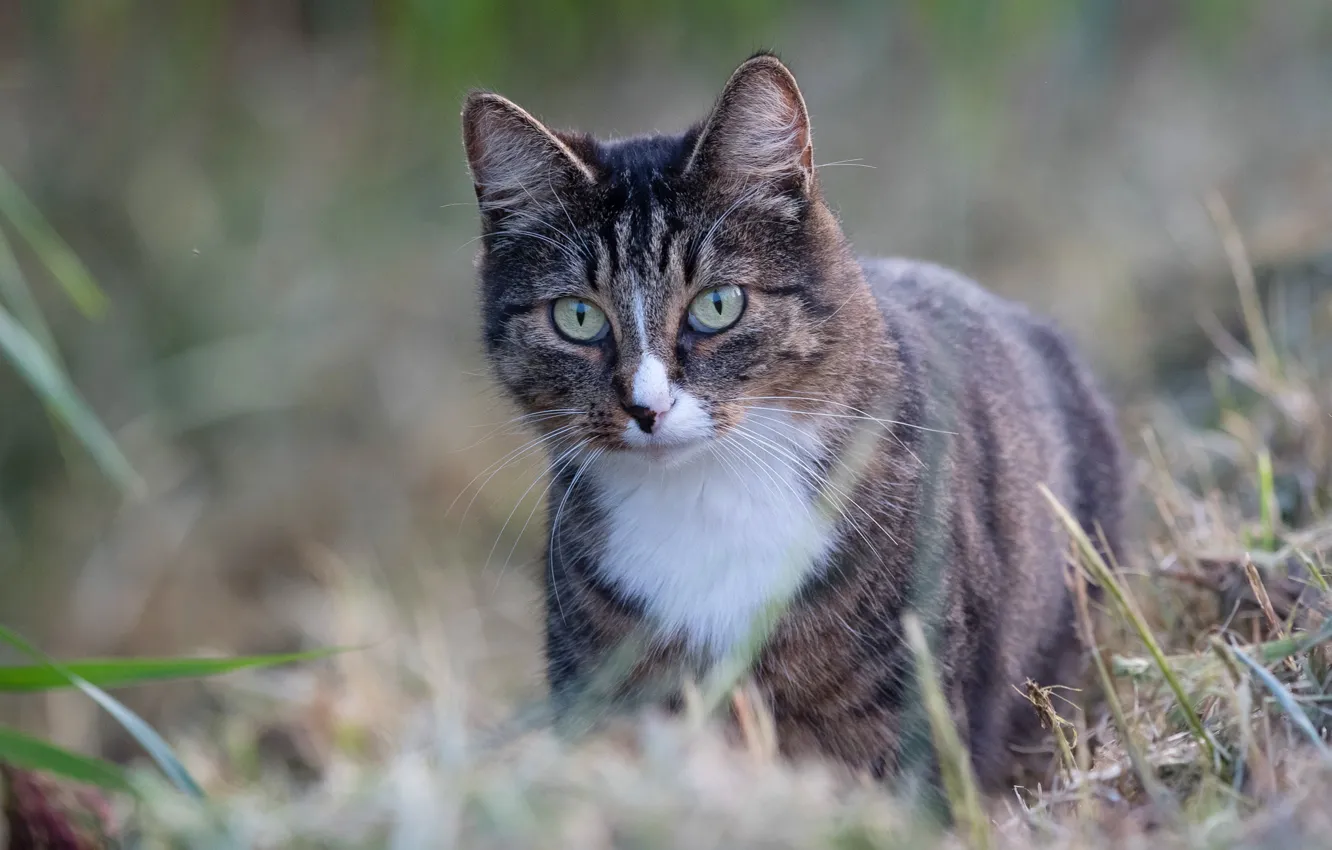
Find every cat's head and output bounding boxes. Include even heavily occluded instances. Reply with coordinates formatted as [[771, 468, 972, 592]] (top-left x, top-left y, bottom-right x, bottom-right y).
[[462, 53, 873, 466]]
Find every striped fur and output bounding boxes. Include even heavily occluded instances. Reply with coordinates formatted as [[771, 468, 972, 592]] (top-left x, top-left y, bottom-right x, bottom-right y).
[[462, 52, 1126, 790]]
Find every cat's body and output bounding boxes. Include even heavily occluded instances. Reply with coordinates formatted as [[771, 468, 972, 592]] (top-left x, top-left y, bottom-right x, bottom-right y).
[[462, 53, 1124, 789]]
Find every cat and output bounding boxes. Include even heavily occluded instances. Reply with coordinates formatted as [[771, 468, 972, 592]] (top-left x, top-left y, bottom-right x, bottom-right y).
[[460, 52, 1125, 790]]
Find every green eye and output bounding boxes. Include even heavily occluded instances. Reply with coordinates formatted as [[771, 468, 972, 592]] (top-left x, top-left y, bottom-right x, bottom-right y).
[[687, 285, 745, 333], [551, 297, 609, 343]]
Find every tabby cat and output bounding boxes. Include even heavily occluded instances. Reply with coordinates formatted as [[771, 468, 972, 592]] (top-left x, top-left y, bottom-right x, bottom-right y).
[[461, 52, 1125, 789]]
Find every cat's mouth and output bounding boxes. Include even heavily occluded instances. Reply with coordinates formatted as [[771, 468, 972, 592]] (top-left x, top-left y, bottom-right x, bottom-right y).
[[617, 390, 716, 465], [640, 439, 707, 460], [618, 429, 714, 467]]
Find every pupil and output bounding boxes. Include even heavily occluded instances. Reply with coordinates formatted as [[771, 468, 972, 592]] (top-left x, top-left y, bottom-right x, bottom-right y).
[[575, 303, 586, 325], [711, 292, 723, 314]]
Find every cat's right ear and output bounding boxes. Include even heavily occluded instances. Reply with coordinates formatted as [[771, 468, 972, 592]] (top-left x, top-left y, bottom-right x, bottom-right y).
[[684, 53, 815, 197], [461, 92, 594, 222]]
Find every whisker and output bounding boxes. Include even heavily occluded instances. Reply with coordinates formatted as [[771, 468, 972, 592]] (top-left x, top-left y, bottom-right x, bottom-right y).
[[742, 400, 930, 470], [741, 394, 946, 469], [467, 409, 581, 429], [456, 409, 580, 450], [693, 179, 779, 268], [809, 290, 861, 327], [734, 420, 903, 548], [547, 177, 594, 263], [549, 446, 604, 626], [727, 426, 870, 549], [723, 435, 808, 522], [447, 424, 579, 521], [738, 398, 956, 437], [517, 179, 593, 263], [814, 159, 876, 170], [729, 425, 889, 549], [465, 226, 585, 268], [493, 446, 579, 591], [485, 438, 586, 572], [742, 410, 918, 515]]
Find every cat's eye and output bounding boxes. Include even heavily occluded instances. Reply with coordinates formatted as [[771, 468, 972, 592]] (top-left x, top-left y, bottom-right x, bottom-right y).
[[687, 285, 745, 333], [551, 297, 609, 343]]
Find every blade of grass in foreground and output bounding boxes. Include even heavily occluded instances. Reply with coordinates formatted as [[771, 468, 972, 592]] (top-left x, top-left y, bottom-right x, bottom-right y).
[[0, 225, 58, 356], [0, 725, 129, 791], [1256, 448, 1278, 551], [1039, 484, 1222, 766], [0, 625, 202, 798], [0, 302, 143, 496], [1225, 640, 1332, 762], [903, 612, 990, 850], [0, 648, 346, 693], [1070, 570, 1176, 814], [0, 165, 107, 318]]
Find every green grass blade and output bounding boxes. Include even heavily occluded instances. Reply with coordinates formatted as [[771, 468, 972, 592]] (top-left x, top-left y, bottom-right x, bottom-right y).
[[0, 165, 107, 318], [1256, 448, 1277, 551], [1295, 549, 1330, 594], [0, 301, 144, 496], [0, 625, 203, 798], [0, 724, 129, 791], [902, 612, 991, 850], [1040, 484, 1222, 765], [0, 225, 58, 356], [1227, 641, 1332, 761], [0, 224, 101, 475], [0, 648, 346, 693]]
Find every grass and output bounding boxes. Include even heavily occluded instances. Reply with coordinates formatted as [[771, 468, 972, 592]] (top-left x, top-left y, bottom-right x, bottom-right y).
[[1, 245, 1328, 847], [63, 215, 1321, 848], [3, 69, 1332, 850]]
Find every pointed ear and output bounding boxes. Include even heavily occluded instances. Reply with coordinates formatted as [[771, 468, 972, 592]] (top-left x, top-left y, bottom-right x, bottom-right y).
[[685, 54, 814, 195], [461, 92, 594, 222]]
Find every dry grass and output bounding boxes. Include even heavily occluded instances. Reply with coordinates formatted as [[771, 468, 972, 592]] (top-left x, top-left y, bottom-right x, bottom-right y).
[[60, 233, 1324, 849]]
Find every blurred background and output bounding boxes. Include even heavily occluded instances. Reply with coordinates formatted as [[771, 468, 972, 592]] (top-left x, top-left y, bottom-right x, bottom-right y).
[[1, 0, 1330, 778]]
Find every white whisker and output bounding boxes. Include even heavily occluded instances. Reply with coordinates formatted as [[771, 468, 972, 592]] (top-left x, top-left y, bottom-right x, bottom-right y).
[[737, 420, 902, 547], [456, 409, 580, 451], [448, 424, 579, 521], [485, 439, 586, 572], [814, 159, 876, 170], [547, 177, 594, 262], [729, 425, 882, 550], [740, 397, 942, 469], [548, 446, 603, 625], [469, 226, 585, 268], [738, 397, 955, 436], [517, 179, 592, 263]]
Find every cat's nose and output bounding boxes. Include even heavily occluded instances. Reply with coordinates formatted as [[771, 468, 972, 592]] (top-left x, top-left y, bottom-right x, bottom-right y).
[[625, 354, 674, 434], [623, 403, 660, 434]]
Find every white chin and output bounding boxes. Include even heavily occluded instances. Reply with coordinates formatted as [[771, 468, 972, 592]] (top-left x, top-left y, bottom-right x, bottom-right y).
[[627, 439, 711, 467]]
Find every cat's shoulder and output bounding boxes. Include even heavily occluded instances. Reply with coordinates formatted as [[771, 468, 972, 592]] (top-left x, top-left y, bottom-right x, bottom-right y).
[[858, 256, 1034, 323], [856, 255, 1092, 386]]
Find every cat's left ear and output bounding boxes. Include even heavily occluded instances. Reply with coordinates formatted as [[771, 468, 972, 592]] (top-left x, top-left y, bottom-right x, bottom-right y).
[[685, 53, 815, 196], [461, 92, 595, 222]]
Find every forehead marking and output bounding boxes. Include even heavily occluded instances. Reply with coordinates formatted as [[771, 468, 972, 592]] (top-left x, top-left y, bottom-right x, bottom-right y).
[[632, 290, 648, 349]]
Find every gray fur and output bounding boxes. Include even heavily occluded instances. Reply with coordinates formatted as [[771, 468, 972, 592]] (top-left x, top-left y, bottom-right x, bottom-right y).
[[462, 52, 1126, 790]]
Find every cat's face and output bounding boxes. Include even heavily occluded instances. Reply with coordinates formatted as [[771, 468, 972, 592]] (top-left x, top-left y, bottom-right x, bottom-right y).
[[464, 55, 864, 466]]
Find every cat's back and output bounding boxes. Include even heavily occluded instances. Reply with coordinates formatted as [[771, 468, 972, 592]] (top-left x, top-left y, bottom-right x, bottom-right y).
[[861, 256, 1116, 428], [861, 256, 1054, 358], [860, 255, 1123, 522]]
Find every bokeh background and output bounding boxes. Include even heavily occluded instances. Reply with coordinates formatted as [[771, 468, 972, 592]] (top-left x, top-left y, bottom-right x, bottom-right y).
[[1, 0, 1331, 776]]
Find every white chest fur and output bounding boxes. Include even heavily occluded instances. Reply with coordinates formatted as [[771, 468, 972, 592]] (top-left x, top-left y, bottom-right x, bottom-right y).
[[589, 418, 837, 658]]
